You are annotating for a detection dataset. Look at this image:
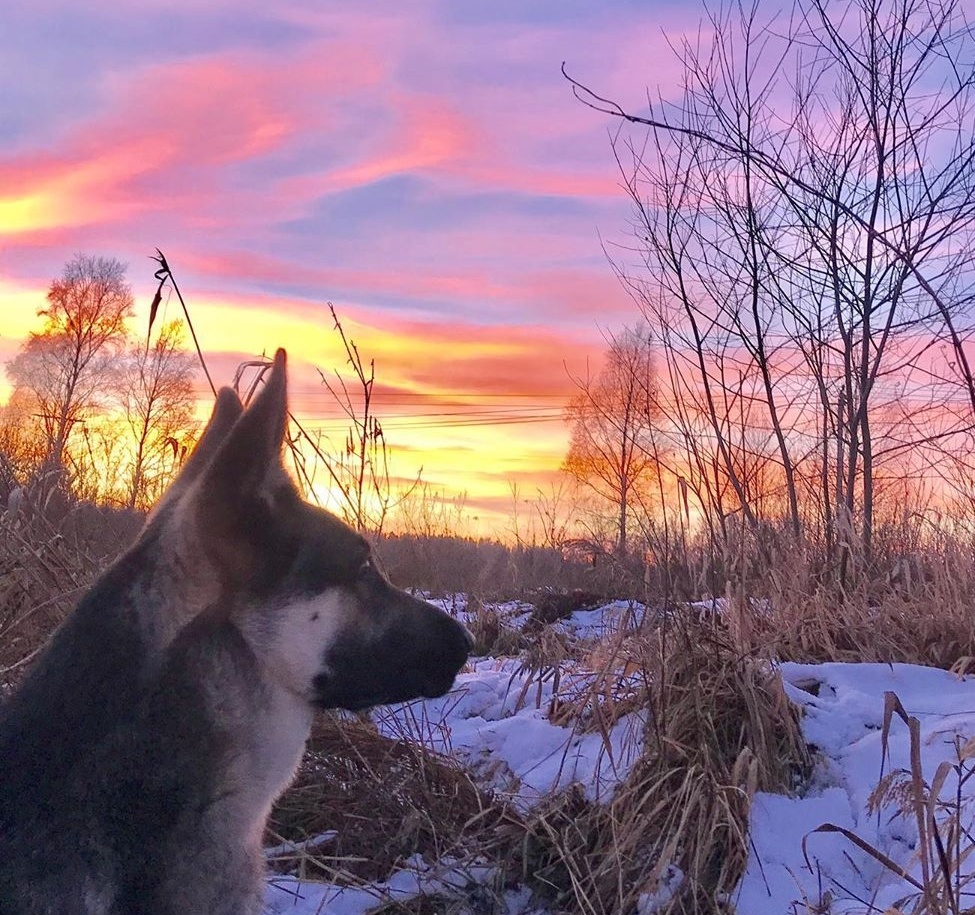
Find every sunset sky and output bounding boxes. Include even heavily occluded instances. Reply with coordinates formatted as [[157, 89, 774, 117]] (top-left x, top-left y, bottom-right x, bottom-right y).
[[0, 0, 696, 532]]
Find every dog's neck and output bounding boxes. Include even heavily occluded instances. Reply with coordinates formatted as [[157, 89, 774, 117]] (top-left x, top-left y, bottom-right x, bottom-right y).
[[165, 609, 317, 851], [226, 681, 314, 847]]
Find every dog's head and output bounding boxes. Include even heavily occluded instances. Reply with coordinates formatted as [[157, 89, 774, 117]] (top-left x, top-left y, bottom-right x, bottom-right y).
[[153, 349, 471, 711]]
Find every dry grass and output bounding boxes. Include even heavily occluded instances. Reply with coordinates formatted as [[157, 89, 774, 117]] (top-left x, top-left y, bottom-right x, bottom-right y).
[[515, 620, 810, 915], [463, 597, 527, 658], [724, 536, 975, 669], [267, 715, 511, 886], [0, 494, 140, 691]]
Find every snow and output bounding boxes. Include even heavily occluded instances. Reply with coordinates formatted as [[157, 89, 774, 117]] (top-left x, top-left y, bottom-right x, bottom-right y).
[[375, 657, 645, 808], [737, 662, 975, 913], [262, 599, 975, 915], [265, 856, 498, 915], [554, 599, 646, 639]]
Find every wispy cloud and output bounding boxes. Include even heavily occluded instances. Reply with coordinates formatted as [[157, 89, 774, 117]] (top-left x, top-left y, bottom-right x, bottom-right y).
[[0, 0, 703, 532]]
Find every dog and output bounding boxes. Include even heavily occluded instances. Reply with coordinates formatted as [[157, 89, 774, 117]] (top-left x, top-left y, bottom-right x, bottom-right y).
[[0, 349, 472, 915]]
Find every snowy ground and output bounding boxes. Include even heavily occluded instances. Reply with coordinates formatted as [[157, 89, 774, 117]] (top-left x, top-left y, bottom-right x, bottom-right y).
[[264, 598, 975, 915], [738, 661, 975, 913]]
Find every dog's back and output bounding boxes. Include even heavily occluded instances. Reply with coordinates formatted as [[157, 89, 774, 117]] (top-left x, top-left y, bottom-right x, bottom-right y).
[[0, 351, 472, 915], [0, 547, 155, 914], [0, 536, 273, 915]]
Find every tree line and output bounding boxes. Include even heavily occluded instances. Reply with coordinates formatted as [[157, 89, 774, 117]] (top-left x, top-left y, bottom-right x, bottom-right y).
[[1, 254, 197, 512], [560, 0, 975, 589], [8, 0, 975, 580]]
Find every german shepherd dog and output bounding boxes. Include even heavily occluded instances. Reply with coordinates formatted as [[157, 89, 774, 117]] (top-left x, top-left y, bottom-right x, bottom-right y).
[[0, 350, 472, 915]]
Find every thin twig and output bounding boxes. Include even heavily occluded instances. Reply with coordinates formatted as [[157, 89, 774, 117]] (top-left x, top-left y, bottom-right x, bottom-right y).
[[149, 250, 217, 397]]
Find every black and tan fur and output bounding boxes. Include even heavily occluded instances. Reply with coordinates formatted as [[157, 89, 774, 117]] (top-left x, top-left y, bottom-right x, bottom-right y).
[[0, 350, 472, 915]]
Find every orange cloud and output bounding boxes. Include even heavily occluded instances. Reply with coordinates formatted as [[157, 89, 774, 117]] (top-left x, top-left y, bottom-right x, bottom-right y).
[[0, 45, 386, 241], [123, 289, 596, 534], [143, 290, 597, 398]]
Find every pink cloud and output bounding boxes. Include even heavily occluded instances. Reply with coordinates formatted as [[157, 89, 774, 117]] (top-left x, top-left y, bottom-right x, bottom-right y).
[[176, 249, 514, 308], [273, 93, 485, 201], [0, 45, 390, 240]]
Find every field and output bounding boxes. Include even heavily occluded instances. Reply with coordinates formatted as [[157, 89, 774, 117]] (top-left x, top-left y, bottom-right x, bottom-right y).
[[3, 502, 975, 915], [264, 599, 975, 915]]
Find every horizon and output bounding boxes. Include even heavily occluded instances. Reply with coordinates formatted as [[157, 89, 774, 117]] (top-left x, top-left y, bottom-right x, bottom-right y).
[[0, 0, 696, 535]]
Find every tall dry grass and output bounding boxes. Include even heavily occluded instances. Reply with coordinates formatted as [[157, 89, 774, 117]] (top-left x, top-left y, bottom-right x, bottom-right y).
[[514, 620, 809, 915], [10, 479, 975, 913], [0, 491, 141, 691], [716, 522, 975, 670]]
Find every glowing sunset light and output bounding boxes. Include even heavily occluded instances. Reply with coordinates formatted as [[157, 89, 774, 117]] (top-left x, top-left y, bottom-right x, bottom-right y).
[[0, 195, 51, 236], [0, 135, 178, 237], [0, 0, 689, 535]]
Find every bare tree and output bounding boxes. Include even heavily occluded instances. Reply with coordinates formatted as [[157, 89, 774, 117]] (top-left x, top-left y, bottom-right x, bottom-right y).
[[120, 321, 197, 510], [0, 387, 47, 488], [7, 255, 133, 484], [568, 0, 975, 571], [563, 327, 661, 554]]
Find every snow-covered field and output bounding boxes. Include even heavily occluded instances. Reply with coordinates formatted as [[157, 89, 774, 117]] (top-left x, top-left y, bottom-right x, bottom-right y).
[[264, 598, 975, 915], [739, 662, 975, 913]]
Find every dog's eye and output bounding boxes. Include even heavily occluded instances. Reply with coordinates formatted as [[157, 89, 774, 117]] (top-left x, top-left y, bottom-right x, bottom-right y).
[[358, 558, 372, 578]]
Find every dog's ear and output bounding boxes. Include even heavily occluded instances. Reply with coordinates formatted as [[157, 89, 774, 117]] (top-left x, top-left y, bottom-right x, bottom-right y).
[[148, 386, 243, 518], [177, 387, 244, 480], [205, 349, 288, 495], [191, 350, 293, 589], [193, 349, 290, 536]]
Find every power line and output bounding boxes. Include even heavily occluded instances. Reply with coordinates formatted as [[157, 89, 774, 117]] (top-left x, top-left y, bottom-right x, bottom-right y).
[[288, 391, 573, 404], [296, 405, 565, 420], [303, 412, 566, 432]]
